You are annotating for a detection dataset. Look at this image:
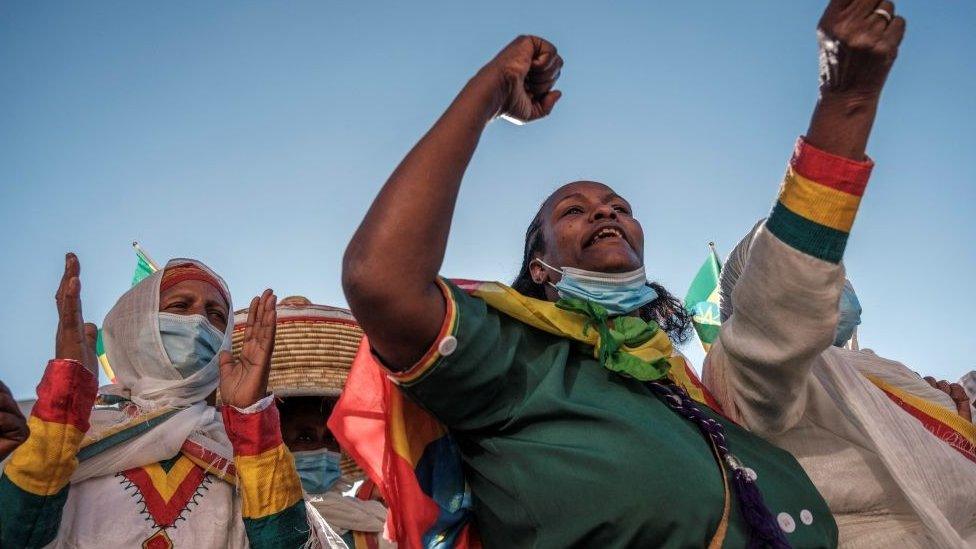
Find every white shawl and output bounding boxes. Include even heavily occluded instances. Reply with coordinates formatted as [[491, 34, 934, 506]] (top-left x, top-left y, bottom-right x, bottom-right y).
[[73, 258, 235, 482]]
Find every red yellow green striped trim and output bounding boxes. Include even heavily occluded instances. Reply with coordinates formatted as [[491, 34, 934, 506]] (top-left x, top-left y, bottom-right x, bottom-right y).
[[235, 445, 304, 518], [778, 169, 862, 233], [766, 138, 873, 263], [5, 416, 86, 496], [32, 359, 98, 432], [121, 455, 207, 527], [180, 439, 238, 485], [4, 359, 97, 496], [350, 530, 381, 549], [221, 401, 285, 456], [867, 375, 976, 463], [386, 277, 459, 386]]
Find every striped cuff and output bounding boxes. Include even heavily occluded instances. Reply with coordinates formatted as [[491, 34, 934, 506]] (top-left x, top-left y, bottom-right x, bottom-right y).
[[5, 360, 97, 496], [383, 277, 460, 386], [766, 138, 874, 263], [222, 401, 303, 519]]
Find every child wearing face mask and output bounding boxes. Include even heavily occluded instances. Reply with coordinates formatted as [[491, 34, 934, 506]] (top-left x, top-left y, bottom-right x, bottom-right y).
[[229, 296, 393, 549], [704, 220, 976, 547]]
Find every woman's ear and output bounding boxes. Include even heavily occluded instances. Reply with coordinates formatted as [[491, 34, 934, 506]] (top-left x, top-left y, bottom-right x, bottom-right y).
[[529, 258, 549, 285]]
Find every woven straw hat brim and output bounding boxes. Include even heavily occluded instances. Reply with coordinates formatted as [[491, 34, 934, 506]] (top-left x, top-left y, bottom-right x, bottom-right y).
[[229, 302, 365, 480]]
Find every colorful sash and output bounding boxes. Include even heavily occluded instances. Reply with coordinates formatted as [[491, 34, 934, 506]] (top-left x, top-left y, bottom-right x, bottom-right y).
[[866, 375, 976, 464], [329, 280, 725, 549]]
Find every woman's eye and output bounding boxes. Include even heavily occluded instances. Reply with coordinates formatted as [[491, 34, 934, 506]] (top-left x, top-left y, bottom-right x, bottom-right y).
[[613, 205, 630, 214], [208, 310, 226, 322], [563, 206, 584, 216], [166, 302, 188, 310]]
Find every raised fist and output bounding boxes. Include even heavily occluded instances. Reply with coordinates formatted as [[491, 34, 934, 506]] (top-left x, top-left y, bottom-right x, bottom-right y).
[[483, 35, 563, 124], [817, 0, 906, 97]]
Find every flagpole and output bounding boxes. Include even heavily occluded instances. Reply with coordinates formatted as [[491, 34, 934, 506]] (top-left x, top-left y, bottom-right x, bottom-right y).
[[132, 241, 161, 271]]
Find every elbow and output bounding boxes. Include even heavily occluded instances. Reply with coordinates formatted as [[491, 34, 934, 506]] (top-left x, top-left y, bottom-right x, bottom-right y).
[[341, 243, 406, 319], [341, 247, 380, 315]]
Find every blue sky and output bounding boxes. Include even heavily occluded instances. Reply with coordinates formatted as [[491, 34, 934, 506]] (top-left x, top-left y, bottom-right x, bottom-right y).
[[1, 1, 973, 398]]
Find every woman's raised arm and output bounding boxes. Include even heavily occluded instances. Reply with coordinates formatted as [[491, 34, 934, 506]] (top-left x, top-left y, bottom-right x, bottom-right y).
[[705, 0, 906, 433], [342, 36, 562, 370]]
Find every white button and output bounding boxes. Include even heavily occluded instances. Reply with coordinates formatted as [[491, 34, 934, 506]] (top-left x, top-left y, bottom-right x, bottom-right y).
[[777, 512, 796, 533], [438, 335, 458, 356], [800, 509, 813, 525], [743, 467, 758, 481]]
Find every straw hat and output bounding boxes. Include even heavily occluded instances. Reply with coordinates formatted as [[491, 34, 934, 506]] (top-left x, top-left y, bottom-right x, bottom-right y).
[[230, 295, 364, 479]]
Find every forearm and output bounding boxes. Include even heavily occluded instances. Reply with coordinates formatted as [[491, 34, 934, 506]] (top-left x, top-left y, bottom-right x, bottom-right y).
[[343, 69, 505, 366], [222, 397, 310, 549], [1, 359, 97, 548], [344, 69, 503, 294], [805, 91, 881, 161]]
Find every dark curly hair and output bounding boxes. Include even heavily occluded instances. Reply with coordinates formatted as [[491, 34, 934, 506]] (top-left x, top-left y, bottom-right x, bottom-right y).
[[511, 196, 693, 344]]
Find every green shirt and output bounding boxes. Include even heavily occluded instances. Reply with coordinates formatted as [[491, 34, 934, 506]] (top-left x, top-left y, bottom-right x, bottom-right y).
[[398, 281, 836, 548]]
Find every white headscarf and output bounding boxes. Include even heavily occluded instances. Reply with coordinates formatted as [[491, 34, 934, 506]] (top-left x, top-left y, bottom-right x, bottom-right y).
[[72, 258, 235, 482]]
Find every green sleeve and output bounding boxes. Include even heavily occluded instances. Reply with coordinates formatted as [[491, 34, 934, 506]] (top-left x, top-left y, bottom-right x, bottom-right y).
[[389, 279, 525, 431], [0, 475, 70, 549]]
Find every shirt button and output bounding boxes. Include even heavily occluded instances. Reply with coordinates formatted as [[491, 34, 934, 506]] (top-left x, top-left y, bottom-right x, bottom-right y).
[[800, 509, 813, 525], [777, 512, 796, 533], [438, 335, 458, 356]]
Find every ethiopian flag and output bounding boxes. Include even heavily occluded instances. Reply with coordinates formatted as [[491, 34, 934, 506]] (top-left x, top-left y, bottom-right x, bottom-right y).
[[685, 244, 722, 352], [98, 243, 159, 383]]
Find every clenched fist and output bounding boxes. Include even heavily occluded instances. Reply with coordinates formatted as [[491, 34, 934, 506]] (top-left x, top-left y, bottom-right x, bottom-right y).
[[817, 0, 906, 98], [481, 35, 563, 124]]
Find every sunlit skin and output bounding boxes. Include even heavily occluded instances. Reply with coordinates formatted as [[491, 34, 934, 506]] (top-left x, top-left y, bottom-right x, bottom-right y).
[[345, 0, 906, 372], [528, 181, 644, 302], [158, 280, 230, 332], [279, 396, 340, 452]]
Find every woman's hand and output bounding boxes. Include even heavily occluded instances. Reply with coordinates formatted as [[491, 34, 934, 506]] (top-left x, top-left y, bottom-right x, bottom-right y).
[[55, 253, 99, 375], [218, 289, 277, 409], [806, 0, 906, 160], [0, 380, 29, 461], [924, 377, 973, 423], [480, 35, 563, 124], [817, 0, 905, 100]]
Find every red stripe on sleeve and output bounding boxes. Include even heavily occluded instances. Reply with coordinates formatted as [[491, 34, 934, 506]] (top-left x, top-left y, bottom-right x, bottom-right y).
[[221, 401, 285, 456], [31, 359, 98, 432], [791, 138, 874, 197]]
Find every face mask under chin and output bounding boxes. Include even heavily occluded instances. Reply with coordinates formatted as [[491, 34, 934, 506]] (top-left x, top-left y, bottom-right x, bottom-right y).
[[157, 312, 224, 378], [533, 259, 658, 316]]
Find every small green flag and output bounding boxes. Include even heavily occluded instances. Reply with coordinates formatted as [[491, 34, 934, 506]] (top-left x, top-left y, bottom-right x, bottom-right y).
[[132, 253, 155, 286], [99, 243, 159, 384], [685, 244, 722, 352]]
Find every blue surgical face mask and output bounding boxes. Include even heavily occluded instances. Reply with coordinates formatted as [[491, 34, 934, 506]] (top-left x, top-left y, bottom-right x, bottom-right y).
[[534, 259, 658, 316], [834, 282, 862, 347], [158, 312, 224, 378], [292, 448, 342, 494]]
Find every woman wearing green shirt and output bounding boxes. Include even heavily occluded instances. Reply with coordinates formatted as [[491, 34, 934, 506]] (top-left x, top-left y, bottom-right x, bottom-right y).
[[342, 1, 904, 546]]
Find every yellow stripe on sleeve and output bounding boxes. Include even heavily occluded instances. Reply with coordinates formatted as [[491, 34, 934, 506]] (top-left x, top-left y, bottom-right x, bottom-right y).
[[5, 416, 85, 496], [778, 169, 863, 233], [235, 445, 304, 518]]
